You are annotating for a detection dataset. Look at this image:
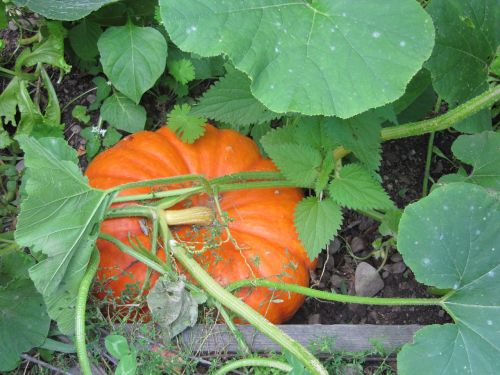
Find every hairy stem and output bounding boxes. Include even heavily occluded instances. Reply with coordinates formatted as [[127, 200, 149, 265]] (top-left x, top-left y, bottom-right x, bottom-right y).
[[332, 86, 500, 159], [75, 249, 100, 375], [98, 233, 168, 275], [227, 279, 443, 307], [381, 86, 500, 140], [213, 301, 251, 356], [214, 358, 292, 375]]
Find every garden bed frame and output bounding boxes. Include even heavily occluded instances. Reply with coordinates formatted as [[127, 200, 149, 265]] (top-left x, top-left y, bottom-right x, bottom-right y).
[[181, 324, 420, 354]]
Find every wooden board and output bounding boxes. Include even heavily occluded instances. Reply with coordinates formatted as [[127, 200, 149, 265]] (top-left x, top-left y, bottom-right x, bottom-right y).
[[181, 324, 420, 354]]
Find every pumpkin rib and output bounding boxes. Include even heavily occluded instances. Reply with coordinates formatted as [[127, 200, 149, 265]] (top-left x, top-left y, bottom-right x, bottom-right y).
[[118, 132, 191, 176], [86, 150, 157, 181], [227, 225, 310, 270], [156, 128, 201, 174]]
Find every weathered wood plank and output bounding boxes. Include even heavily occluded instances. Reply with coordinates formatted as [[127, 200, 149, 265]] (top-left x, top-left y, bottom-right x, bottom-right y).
[[181, 324, 420, 354]]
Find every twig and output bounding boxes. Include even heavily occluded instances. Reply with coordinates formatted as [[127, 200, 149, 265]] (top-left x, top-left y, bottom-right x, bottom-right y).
[[20, 354, 72, 375]]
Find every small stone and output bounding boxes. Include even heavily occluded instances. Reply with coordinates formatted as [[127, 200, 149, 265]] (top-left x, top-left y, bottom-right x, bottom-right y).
[[354, 262, 384, 297], [308, 313, 321, 324], [16, 160, 25, 173], [315, 256, 324, 269], [71, 125, 82, 134], [324, 255, 335, 271], [86, 94, 96, 103], [328, 238, 341, 254], [8, 21, 18, 31], [382, 271, 390, 279], [339, 365, 363, 375], [390, 262, 407, 274], [350, 237, 365, 253], [438, 310, 445, 318], [390, 253, 403, 262], [368, 311, 379, 323], [329, 274, 345, 289]]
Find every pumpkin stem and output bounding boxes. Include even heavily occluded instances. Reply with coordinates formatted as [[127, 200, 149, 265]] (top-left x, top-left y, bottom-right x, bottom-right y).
[[163, 206, 213, 226]]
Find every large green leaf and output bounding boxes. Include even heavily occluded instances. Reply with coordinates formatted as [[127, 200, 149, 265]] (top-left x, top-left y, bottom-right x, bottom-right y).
[[191, 67, 279, 126], [324, 112, 382, 172], [426, 0, 498, 106], [425, 0, 498, 133], [98, 22, 168, 103], [0, 252, 50, 372], [444, 132, 500, 191], [397, 183, 500, 375], [0, 279, 51, 371], [15, 137, 113, 334], [160, 0, 434, 118], [294, 197, 342, 260], [13, 0, 117, 21], [69, 19, 102, 61]]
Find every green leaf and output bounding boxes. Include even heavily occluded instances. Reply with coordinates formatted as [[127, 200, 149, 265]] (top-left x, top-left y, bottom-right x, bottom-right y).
[[15, 136, 112, 334], [392, 70, 433, 116], [102, 127, 122, 147], [426, 0, 497, 133], [13, 0, 117, 21], [441, 131, 500, 191], [72, 105, 90, 124], [426, 0, 498, 107], [294, 197, 342, 260], [115, 354, 137, 375], [166, 104, 206, 143], [0, 130, 12, 149], [98, 22, 168, 103], [397, 183, 500, 375], [378, 209, 402, 238], [324, 112, 382, 172], [0, 4, 7, 29], [101, 92, 146, 133], [69, 19, 102, 61], [0, 77, 21, 126], [40, 67, 61, 126], [89, 76, 112, 111], [190, 54, 225, 80], [105, 335, 131, 359], [15, 27, 71, 73], [329, 164, 394, 210], [453, 110, 492, 134], [161, 0, 434, 118], [293, 117, 338, 151], [0, 278, 51, 372], [263, 143, 322, 188], [0, 251, 35, 285], [191, 67, 279, 126], [250, 122, 272, 156], [81, 128, 102, 160], [147, 277, 204, 342], [167, 58, 195, 85], [315, 152, 334, 194]]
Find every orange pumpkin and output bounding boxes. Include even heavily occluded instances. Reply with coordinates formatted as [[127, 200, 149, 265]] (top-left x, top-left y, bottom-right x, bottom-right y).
[[85, 125, 314, 324]]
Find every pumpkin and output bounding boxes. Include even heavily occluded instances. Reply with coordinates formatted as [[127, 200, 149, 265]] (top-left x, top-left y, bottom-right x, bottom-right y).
[[85, 124, 314, 324]]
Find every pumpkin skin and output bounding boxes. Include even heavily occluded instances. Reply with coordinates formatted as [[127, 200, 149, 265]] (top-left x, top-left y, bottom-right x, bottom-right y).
[[85, 125, 314, 324]]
